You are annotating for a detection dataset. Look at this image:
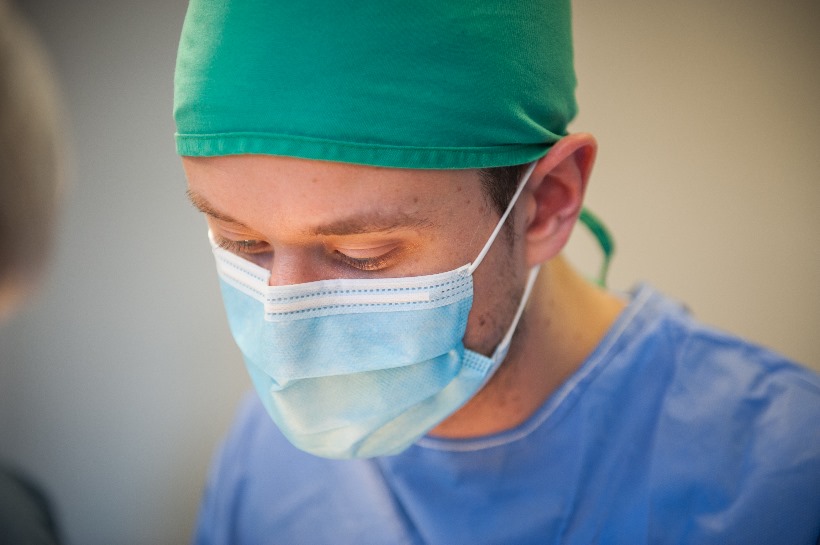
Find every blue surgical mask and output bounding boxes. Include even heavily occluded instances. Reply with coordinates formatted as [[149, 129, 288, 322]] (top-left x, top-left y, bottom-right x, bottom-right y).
[[211, 163, 539, 459]]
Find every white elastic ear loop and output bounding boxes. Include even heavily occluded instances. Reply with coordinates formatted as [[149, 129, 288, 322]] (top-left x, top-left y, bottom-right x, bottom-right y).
[[490, 264, 540, 363], [467, 161, 538, 275]]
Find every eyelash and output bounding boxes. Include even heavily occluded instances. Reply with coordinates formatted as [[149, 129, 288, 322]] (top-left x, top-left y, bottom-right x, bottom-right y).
[[216, 237, 264, 254], [215, 236, 396, 272], [334, 252, 392, 271]]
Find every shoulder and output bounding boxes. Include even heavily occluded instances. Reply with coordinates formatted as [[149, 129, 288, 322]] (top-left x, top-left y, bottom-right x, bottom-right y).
[[628, 285, 820, 466], [0, 467, 61, 545], [621, 286, 820, 543], [617, 284, 820, 401], [658, 291, 820, 420]]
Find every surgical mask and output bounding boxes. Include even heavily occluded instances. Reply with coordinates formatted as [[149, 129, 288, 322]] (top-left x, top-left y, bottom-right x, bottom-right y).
[[211, 163, 539, 459]]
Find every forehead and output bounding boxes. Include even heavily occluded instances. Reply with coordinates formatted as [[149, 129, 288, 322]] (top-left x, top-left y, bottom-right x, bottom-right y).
[[182, 155, 489, 234]]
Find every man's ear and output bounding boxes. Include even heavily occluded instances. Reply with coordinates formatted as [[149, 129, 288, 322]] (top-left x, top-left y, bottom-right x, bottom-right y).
[[522, 133, 597, 267]]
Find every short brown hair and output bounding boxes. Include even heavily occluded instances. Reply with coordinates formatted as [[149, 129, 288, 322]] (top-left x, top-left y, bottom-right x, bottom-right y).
[[477, 164, 530, 216]]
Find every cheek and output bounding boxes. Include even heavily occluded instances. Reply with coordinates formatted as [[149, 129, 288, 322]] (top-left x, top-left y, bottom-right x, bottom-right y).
[[462, 239, 527, 356], [402, 225, 483, 278]]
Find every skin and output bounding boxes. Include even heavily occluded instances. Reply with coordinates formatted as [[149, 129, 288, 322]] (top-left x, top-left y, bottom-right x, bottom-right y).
[[182, 133, 626, 439], [0, 281, 27, 324]]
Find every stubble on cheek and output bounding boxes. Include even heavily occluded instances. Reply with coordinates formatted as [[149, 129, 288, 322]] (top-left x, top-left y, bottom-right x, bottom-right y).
[[464, 255, 526, 358]]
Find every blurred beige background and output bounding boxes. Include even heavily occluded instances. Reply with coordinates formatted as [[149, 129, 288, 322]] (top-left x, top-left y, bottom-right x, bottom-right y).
[[567, 1, 820, 369], [0, 1, 817, 544]]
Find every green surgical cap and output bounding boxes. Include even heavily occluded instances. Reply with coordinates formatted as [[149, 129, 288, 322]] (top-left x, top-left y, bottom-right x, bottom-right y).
[[173, 1, 577, 169]]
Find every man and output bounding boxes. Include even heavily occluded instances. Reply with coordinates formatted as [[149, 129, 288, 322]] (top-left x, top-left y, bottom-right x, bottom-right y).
[[0, 1, 64, 543], [174, 1, 820, 543]]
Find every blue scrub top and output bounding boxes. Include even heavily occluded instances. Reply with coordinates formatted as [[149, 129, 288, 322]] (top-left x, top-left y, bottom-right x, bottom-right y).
[[193, 284, 820, 545]]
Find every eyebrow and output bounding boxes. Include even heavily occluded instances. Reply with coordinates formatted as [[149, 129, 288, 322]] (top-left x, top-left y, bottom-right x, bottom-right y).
[[186, 189, 435, 236], [187, 189, 252, 229], [309, 211, 434, 236]]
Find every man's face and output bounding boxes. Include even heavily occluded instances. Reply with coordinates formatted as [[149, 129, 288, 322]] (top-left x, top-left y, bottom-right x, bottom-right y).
[[183, 154, 528, 359]]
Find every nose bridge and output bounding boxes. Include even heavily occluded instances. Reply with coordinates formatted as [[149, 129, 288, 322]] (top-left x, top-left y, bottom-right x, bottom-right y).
[[266, 249, 319, 287]]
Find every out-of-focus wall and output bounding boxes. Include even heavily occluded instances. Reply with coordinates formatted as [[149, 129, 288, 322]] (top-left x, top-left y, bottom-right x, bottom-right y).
[[0, 2, 248, 544], [567, 0, 820, 369], [0, 1, 816, 544]]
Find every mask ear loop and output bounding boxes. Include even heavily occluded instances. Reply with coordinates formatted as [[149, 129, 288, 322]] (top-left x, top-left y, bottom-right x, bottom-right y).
[[489, 264, 541, 365], [483, 211, 616, 373], [578, 208, 614, 288], [467, 161, 538, 275], [464, 160, 615, 288]]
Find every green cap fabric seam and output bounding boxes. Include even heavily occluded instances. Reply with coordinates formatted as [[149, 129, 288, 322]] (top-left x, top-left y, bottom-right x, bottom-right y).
[[175, 132, 558, 169]]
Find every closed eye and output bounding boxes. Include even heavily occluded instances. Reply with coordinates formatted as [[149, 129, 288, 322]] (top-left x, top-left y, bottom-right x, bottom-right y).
[[334, 251, 394, 271], [213, 233, 268, 255]]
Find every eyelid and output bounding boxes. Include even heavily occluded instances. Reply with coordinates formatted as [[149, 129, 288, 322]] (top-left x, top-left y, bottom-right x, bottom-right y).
[[331, 241, 402, 271], [212, 227, 405, 272], [212, 231, 267, 254], [335, 250, 396, 272], [334, 242, 399, 258]]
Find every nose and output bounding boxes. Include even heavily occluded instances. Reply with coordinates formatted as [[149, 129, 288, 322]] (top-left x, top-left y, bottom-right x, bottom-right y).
[[266, 252, 321, 287]]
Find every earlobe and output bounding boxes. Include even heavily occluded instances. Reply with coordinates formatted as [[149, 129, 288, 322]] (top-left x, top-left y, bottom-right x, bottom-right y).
[[523, 133, 598, 267]]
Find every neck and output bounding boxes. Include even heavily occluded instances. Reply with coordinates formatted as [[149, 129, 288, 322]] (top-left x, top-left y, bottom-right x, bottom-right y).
[[429, 255, 626, 439]]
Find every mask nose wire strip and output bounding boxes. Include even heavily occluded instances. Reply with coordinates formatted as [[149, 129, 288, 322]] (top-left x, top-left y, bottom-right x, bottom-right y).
[[467, 161, 538, 275]]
